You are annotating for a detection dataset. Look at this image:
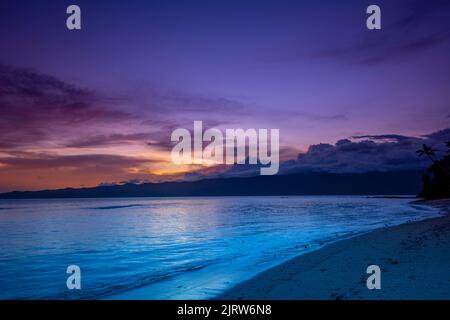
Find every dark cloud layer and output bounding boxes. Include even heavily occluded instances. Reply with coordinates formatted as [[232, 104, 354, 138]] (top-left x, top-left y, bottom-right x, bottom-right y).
[[0, 64, 251, 153], [65, 133, 153, 148], [313, 0, 450, 66], [213, 128, 450, 178], [0, 64, 133, 149], [0, 152, 155, 170], [281, 128, 450, 174]]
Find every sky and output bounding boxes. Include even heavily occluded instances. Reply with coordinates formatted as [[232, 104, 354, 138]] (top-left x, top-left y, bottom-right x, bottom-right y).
[[0, 0, 449, 192]]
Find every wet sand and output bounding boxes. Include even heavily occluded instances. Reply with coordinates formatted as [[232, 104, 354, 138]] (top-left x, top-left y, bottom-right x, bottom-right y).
[[218, 199, 450, 300]]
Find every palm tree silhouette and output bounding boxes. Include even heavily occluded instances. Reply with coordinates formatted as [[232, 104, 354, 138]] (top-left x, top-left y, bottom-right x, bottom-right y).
[[417, 143, 450, 176], [416, 144, 436, 162]]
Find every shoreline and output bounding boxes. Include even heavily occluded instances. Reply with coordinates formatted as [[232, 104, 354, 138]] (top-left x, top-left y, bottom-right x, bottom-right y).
[[216, 199, 450, 300], [108, 198, 446, 300]]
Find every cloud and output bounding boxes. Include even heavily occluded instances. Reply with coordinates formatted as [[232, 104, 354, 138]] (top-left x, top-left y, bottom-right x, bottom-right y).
[[122, 83, 249, 127], [421, 128, 450, 141], [0, 64, 134, 149], [392, 0, 450, 29], [280, 128, 449, 174], [146, 139, 176, 151], [65, 133, 154, 148], [97, 178, 152, 187], [0, 64, 271, 191], [216, 127, 450, 178], [0, 64, 253, 156], [351, 134, 413, 142], [314, 30, 450, 67], [185, 128, 450, 180], [284, 111, 348, 122], [310, 0, 450, 66], [0, 151, 162, 192], [356, 32, 450, 66], [0, 152, 155, 170]]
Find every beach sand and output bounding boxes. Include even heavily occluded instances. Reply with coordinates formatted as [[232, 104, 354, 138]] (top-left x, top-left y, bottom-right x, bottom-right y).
[[217, 199, 450, 300]]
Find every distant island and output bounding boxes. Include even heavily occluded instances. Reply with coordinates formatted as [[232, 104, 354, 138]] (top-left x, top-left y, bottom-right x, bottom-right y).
[[0, 171, 424, 199]]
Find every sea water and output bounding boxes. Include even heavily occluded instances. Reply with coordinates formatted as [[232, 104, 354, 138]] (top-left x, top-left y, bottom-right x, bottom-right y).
[[0, 196, 441, 299]]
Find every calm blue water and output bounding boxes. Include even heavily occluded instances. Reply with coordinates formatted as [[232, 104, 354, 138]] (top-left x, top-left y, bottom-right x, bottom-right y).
[[0, 196, 440, 299]]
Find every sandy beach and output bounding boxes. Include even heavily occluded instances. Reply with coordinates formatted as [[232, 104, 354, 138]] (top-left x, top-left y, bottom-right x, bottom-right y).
[[218, 199, 450, 300]]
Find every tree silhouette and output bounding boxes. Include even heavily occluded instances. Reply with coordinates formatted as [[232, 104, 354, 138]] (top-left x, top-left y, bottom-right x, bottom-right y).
[[416, 144, 436, 161], [416, 143, 450, 176], [418, 142, 450, 199]]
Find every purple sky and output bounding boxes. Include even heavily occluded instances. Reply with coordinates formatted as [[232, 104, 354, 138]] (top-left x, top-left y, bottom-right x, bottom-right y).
[[0, 0, 449, 191]]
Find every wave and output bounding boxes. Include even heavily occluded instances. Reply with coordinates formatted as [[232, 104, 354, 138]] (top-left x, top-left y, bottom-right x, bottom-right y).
[[42, 259, 222, 300], [88, 204, 145, 210]]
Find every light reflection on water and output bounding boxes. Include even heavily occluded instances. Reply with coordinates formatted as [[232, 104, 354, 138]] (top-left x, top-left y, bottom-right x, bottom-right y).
[[0, 196, 440, 299]]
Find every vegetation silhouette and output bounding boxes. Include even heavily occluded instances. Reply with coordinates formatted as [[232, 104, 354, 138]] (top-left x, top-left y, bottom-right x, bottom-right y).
[[417, 142, 450, 199]]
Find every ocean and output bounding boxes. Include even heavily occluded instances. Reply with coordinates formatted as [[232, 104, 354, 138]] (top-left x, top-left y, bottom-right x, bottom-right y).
[[0, 196, 441, 299]]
